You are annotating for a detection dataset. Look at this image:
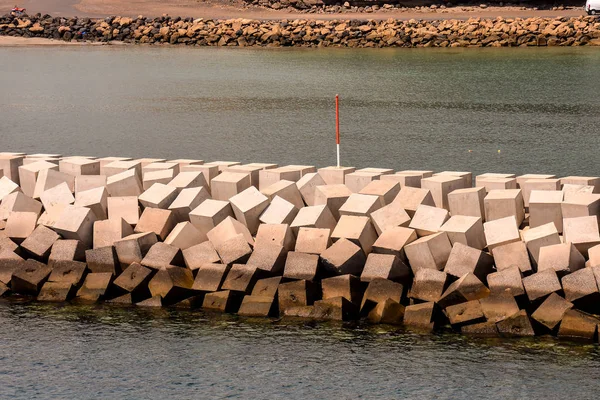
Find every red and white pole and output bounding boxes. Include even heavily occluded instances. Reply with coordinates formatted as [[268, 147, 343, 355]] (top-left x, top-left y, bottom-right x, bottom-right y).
[[335, 94, 340, 168]]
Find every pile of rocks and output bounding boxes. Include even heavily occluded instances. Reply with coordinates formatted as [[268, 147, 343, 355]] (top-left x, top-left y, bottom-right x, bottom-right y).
[[1, 14, 600, 47], [1, 152, 600, 341]]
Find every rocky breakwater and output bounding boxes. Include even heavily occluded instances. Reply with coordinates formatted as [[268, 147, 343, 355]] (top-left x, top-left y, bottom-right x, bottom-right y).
[[2, 14, 600, 47], [1, 153, 600, 341]]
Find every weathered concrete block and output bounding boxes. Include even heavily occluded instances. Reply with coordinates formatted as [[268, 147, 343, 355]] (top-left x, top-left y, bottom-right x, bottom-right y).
[[313, 297, 359, 321], [491, 241, 532, 273], [484, 189, 525, 225], [294, 227, 331, 255], [5, 211, 38, 243], [21, 225, 60, 261], [134, 208, 176, 240], [321, 274, 363, 305], [164, 222, 204, 250], [319, 238, 366, 276], [372, 226, 417, 259], [290, 204, 336, 235], [392, 186, 435, 217], [461, 321, 499, 336], [168, 186, 211, 223], [106, 169, 143, 197], [11, 259, 52, 295], [296, 172, 326, 206], [560, 176, 600, 193], [313, 184, 352, 220], [246, 243, 286, 274], [0, 192, 42, 220], [361, 252, 410, 283], [59, 158, 100, 176], [141, 242, 184, 270], [409, 269, 448, 303], [438, 272, 490, 309], [148, 265, 194, 305], [483, 216, 520, 251], [404, 232, 452, 274], [557, 309, 599, 340], [259, 196, 298, 225], [496, 310, 535, 337], [86, 246, 119, 275], [0, 176, 20, 203], [93, 218, 133, 249], [38, 281, 77, 302], [278, 280, 317, 314], [142, 169, 174, 190], [381, 173, 423, 189], [18, 160, 59, 197], [561, 192, 600, 221], [33, 168, 75, 199], [520, 178, 561, 208], [365, 298, 403, 324], [479, 290, 520, 323], [214, 233, 253, 265], [444, 242, 494, 281], [0, 255, 22, 286], [255, 224, 295, 252], [229, 186, 269, 235], [358, 180, 400, 206], [39, 182, 74, 211], [138, 183, 178, 210], [48, 260, 87, 286], [283, 251, 320, 281], [445, 300, 485, 328], [434, 171, 472, 188], [439, 215, 485, 250], [206, 216, 253, 248], [331, 215, 377, 254], [421, 175, 465, 210], [369, 202, 411, 236], [522, 222, 561, 266], [403, 302, 436, 331], [74, 186, 108, 220], [167, 171, 209, 193], [222, 263, 264, 294], [487, 266, 525, 297], [339, 193, 382, 217], [562, 216, 600, 256], [0, 154, 23, 184], [317, 166, 356, 185], [182, 241, 220, 272], [107, 196, 140, 225], [522, 269, 562, 302], [181, 164, 219, 186], [113, 262, 154, 301], [561, 267, 600, 306], [537, 243, 585, 275], [261, 180, 304, 210], [531, 292, 573, 331], [238, 295, 278, 317], [189, 199, 234, 238], [136, 295, 163, 307], [192, 263, 230, 292], [202, 290, 242, 313], [211, 172, 251, 201], [345, 172, 381, 193], [529, 190, 564, 232], [360, 278, 403, 315], [48, 239, 86, 267], [250, 276, 282, 298], [409, 204, 449, 237]]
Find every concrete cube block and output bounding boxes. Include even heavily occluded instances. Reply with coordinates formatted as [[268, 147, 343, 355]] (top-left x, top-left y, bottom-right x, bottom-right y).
[[529, 190, 564, 231], [520, 178, 561, 207], [21, 225, 60, 261], [409, 268, 448, 303], [522, 222, 561, 266], [202, 290, 242, 313], [0, 254, 22, 285], [440, 215, 485, 250], [142, 169, 174, 190], [48, 260, 87, 286], [296, 172, 326, 206], [11, 259, 52, 295], [484, 189, 524, 225], [168, 187, 211, 223], [211, 172, 251, 201], [434, 171, 472, 188], [392, 187, 435, 217], [0, 154, 23, 184], [164, 222, 204, 250], [167, 171, 209, 193], [560, 176, 600, 193], [475, 176, 517, 192], [249, 274, 282, 297], [0, 176, 20, 202], [461, 322, 499, 336], [561, 267, 599, 304], [339, 193, 382, 217], [537, 243, 585, 275], [360, 278, 403, 314], [59, 158, 100, 176], [189, 199, 234, 238], [148, 265, 194, 305], [369, 202, 411, 235], [86, 246, 119, 275], [381, 173, 423, 189], [37, 281, 75, 301], [136, 158, 166, 168], [222, 263, 264, 294], [225, 165, 263, 188], [102, 160, 142, 178], [113, 262, 153, 301], [278, 280, 318, 314], [74, 186, 108, 220], [39, 182, 74, 210], [238, 295, 278, 317], [258, 167, 301, 191], [294, 227, 331, 255], [229, 186, 269, 235], [563, 216, 600, 256], [448, 187, 486, 221], [491, 241, 532, 273], [114, 232, 158, 268], [331, 215, 377, 254], [359, 180, 400, 206], [182, 241, 220, 272], [313, 184, 352, 220], [496, 310, 535, 337], [479, 290, 520, 323], [562, 184, 594, 195], [283, 252, 320, 281], [319, 238, 366, 276], [516, 174, 556, 188], [290, 205, 336, 235], [106, 169, 143, 197], [409, 204, 449, 237], [18, 160, 59, 197], [192, 263, 230, 291], [138, 183, 178, 210], [33, 168, 75, 199], [246, 243, 286, 274], [361, 253, 410, 283], [366, 298, 404, 325], [134, 208, 176, 240], [4, 212, 37, 243], [445, 300, 486, 327], [357, 167, 393, 175], [345, 172, 381, 193], [444, 242, 494, 281], [522, 269, 562, 302], [181, 164, 219, 186], [107, 196, 140, 225], [214, 233, 253, 265], [561, 193, 600, 221], [483, 216, 520, 251], [48, 239, 86, 267], [557, 309, 599, 340], [531, 293, 573, 331], [206, 216, 253, 248], [403, 302, 436, 331], [261, 180, 304, 210], [404, 232, 452, 274], [398, 170, 434, 179], [421, 175, 465, 210], [142, 162, 180, 177], [205, 161, 241, 172], [0, 192, 42, 220], [317, 166, 356, 185], [255, 224, 295, 252], [259, 196, 298, 225], [321, 274, 363, 305], [487, 266, 525, 297], [141, 242, 183, 270], [438, 272, 490, 309], [97, 157, 132, 170]]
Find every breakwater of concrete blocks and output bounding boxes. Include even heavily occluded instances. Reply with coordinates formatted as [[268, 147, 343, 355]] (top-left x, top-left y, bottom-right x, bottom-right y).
[[2, 14, 600, 47], [1, 152, 600, 341]]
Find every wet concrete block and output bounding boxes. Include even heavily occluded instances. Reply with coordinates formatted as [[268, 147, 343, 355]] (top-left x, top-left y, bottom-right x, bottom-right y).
[[296, 172, 326, 206], [461, 321, 499, 336], [261, 179, 304, 210], [361, 253, 410, 283], [229, 186, 269, 234], [317, 166, 356, 185], [479, 290, 520, 323], [0, 192, 42, 220], [359, 180, 400, 206], [0, 281, 10, 296], [483, 216, 520, 251], [321, 274, 363, 305], [74, 186, 108, 220], [560, 267, 600, 308], [141, 242, 184, 270], [529, 190, 564, 232], [491, 241, 532, 274], [59, 158, 100, 176], [136, 295, 163, 307], [142, 169, 175, 190], [290, 204, 336, 235], [134, 208, 177, 240], [484, 189, 525, 225], [561, 192, 600, 221], [191, 263, 230, 292], [164, 222, 204, 250], [537, 243, 585, 276], [294, 227, 331, 255], [48, 239, 86, 267], [0, 176, 20, 202], [409, 204, 449, 237], [189, 199, 234, 238], [107, 196, 140, 225], [487, 266, 525, 297], [106, 169, 143, 197], [33, 169, 75, 199], [310, 297, 358, 321], [283, 251, 320, 281], [445, 300, 485, 328], [520, 178, 561, 207], [531, 293, 573, 331], [93, 218, 133, 249], [562, 216, 600, 257], [345, 172, 381, 193], [138, 183, 178, 210], [319, 238, 366, 276], [339, 193, 382, 217], [440, 215, 486, 250], [167, 171, 209, 193], [255, 223, 295, 252], [74, 175, 107, 194], [557, 309, 599, 340], [168, 187, 211, 223], [202, 290, 243, 313], [114, 232, 158, 268], [372, 226, 417, 259], [278, 280, 318, 314], [214, 233, 253, 265], [246, 243, 286, 274], [369, 202, 411, 236], [222, 263, 265, 294], [52, 205, 97, 248], [48, 260, 87, 286], [313, 184, 353, 220], [182, 241, 221, 272], [238, 295, 279, 317], [522, 269, 562, 302], [421, 175, 465, 210], [366, 298, 404, 325], [496, 310, 535, 337], [206, 216, 253, 249], [20, 224, 60, 261], [37, 281, 77, 302], [360, 278, 403, 315], [259, 196, 298, 225], [11, 259, 52, 295], [403, 302, 436, 331], [393, 187, 435, 217], [438, 272, 490, 309], [148, 265, 195, 305], [331, 215, 377, 254], [18, 160, 59, 197], [443, 242, 494, 282], [404, 232, 452, 274], [211, 171, 251, 201], [409, 269, 448, 303], [39, 182, 75, 210], [5, 211, 38, 243], [522, 222, 561, 266]]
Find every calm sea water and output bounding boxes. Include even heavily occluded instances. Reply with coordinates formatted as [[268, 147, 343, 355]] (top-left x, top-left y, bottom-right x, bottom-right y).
[[2, 46, 600, 398]]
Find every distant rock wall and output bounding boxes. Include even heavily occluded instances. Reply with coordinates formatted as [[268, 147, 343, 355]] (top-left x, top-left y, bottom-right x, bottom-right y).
[[2, 14, 600, 47]]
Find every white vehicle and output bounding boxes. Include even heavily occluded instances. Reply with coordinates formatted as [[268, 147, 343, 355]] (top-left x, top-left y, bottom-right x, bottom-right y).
[[586, 0, 600, 15]]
